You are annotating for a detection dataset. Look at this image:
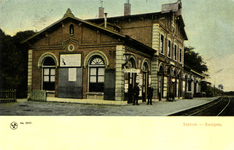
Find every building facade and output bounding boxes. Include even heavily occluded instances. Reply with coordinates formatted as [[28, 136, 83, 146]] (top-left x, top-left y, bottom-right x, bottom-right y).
[[24, 0, 189, 102], [183, 65, 204, 99]]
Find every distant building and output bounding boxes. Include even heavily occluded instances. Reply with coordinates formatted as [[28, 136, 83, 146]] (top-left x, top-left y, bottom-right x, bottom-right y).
[[183, 65, 205, 98], [23, 0, 188, 103]]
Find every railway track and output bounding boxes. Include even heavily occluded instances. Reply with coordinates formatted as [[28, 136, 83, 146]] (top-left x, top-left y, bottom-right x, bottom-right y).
[[170, 97, 231, 116]]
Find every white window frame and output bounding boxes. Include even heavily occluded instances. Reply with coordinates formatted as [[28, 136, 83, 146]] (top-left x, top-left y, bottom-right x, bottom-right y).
[[88, 56, 105, 93], [41, 57, 56, 91]]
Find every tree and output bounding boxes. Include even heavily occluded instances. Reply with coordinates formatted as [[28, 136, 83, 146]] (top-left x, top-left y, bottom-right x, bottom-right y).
[[218, 84, 224, 91], [184, 47, 208, 74], [0, 29, 35, 97]]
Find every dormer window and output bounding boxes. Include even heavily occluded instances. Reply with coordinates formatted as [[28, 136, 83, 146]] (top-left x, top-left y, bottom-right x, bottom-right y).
[[70, 24, 74, 34]]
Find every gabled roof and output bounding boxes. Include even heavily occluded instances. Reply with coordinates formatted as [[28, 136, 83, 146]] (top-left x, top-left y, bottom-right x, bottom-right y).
[[177, 15, 188, 40], [86, 11, 162, 22], [98, 22, 121, 30], [63, 8, 75, 18], [184, 65, 204, 78], [22, 9, 156, 56], [86, 11, 188, 40], [22, 8, 125, 44]]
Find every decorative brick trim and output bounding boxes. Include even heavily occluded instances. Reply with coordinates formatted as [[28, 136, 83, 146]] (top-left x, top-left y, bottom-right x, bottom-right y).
[[83, 50, 109, 68], [37, 52, 59, 68], [141, 58, 150, 72], [28, 50, 33, 98], [115, 45, 125, 101], [151, 57, 158, 99], [152, 23, 160, 56]]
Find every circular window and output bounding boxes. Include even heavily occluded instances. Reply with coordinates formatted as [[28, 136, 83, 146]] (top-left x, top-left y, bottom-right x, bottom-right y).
[[68, 44, 75, 52]]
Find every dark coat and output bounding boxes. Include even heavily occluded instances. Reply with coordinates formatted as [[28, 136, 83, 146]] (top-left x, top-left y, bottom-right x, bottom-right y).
[[147, 87, 154, 98], [134, 85, 140, 96]]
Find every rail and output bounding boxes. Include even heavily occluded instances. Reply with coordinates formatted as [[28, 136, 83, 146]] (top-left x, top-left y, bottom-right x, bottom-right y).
[[217, 97, 231, 116], [189, 97, 224, 116], [187, 97, 231, 116], [169, 97, 231, 116]]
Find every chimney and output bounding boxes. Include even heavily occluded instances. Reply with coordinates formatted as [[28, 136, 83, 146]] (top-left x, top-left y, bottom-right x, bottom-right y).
[[99, 1, 104, 18], [124, 0, 131, 16], [104, 13, 108, 28], [161, 0, 182, 15]]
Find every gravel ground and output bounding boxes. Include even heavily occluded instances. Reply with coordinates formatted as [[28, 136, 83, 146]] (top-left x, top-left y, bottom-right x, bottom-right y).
[[0, 98, 217, 116], [0, 99, 158, 116]]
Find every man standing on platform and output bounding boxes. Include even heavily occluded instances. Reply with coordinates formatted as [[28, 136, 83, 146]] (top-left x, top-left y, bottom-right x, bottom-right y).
[[133, 83, 140, 105], [147, 85, 154, 105]]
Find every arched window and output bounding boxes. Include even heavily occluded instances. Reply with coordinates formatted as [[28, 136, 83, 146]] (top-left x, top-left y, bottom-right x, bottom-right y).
[[188, 80, 192, 92], [70, 24, 74, 34], [43, 57, 55, 66], [142, 62, 148, 72], [167, 67, 171, 75], [126, 58, 136, 69], [159, 66, 164, 74], [89, 56, 105, 92], [42, 57, 56, 91]]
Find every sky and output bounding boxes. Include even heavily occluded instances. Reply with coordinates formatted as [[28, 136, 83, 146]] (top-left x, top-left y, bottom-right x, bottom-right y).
[[0, 0, 234, 91]]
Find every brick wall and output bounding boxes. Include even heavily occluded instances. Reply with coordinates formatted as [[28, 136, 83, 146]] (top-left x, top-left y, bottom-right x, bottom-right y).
[[31, 20, 121, 99]]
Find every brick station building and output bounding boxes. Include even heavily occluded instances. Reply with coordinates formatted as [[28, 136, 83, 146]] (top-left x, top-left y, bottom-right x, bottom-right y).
[[24, 0, 190, 103]]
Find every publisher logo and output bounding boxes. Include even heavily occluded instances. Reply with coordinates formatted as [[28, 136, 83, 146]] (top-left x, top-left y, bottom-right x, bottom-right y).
[[10, 122, 18, 130]]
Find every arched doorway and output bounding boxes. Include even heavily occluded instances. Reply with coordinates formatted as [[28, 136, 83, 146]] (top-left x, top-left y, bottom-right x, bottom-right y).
[[167, 67, 171, 100], [194, 80, 197, 95], [178, 71, 182, 98], [171, 69, 177, 99], [42, 57, 56, 91], [184, 75, 188, 97], [84, 51, 110, 100], [142, 62, 149, 102], [185, 75, 188, 92], [124, 58, 137, 103], [158, 65, 164, 100], [88, 56, 105, 93]]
